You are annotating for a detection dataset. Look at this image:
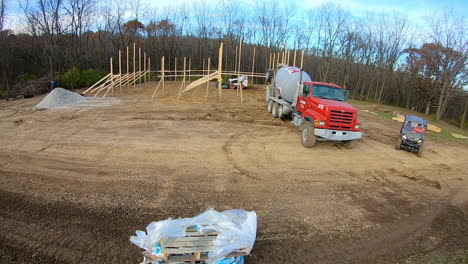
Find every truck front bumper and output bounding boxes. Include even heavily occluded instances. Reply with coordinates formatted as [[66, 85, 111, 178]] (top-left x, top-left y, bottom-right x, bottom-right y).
[[314, 128, 362, 141]]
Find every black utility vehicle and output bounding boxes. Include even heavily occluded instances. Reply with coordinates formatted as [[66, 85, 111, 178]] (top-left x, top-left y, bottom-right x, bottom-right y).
[[396, 115, 427, 157]]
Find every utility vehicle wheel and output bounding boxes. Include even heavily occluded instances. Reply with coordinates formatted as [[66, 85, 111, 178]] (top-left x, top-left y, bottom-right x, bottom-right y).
[[267, 100, 274, 113], [395, 138, 402, 150], [300, 122, 316, 148], [417, 145, 423, 157], [272, 102, 280, 118], [343, 140, 357, 149]]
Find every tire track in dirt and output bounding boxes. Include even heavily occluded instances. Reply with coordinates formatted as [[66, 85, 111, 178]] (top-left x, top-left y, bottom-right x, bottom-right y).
[[222, 130, 261, 181]]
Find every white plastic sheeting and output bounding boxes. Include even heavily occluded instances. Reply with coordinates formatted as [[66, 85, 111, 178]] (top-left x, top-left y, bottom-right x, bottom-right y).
[[130, 208, 257, 264]]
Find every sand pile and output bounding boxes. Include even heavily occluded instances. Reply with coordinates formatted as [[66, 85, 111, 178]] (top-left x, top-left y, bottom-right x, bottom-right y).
[[34, 88, 87, 110]]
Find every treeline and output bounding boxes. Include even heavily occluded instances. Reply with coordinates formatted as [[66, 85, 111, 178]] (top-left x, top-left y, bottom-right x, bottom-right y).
[[0, 0, 467, 124]]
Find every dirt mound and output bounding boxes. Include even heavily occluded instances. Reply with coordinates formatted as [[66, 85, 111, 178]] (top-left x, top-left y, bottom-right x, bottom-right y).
[[34, 88, 87, 110]]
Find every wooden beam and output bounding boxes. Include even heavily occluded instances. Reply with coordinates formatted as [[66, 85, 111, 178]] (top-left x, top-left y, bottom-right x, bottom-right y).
[[174, 57, 177, 81], [218, 43, 224, 101], [238, 38, 243, 102], [251, 46, 256, 84], [272, 53, 276, 69], [178, 57, 186, 99], [293, 50, 297, 67], [148, 57, 151, 82], [82, 73, 111, 94], [126, 46, 129, 74], [138, 48, 141, 84], [184, 71, 218, 92], [144, 52, 147, 83], [205, 57, 210, 98], [119, 50, 122, 95], [235, 46, 238, 73], [133, 42, 136, 88], [300, 50, 304, 69], [188, 58, 191, 82]]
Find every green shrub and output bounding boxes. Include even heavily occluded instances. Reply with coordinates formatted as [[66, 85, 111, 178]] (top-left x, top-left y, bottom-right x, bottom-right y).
[[61, 68, 102, 89], [0, 88, 7, 99]]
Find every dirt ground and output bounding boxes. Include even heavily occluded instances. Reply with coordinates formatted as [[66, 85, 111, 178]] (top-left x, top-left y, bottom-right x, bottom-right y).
[[0, 81, 467, 264]]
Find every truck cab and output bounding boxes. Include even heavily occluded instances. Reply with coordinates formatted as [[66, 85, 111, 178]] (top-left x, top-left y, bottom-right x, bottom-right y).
[[293, 81, 362, 147]]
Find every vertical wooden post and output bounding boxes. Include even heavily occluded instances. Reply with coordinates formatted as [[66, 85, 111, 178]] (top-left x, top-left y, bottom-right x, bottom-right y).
[[218, 43, 224, 102], [138, 48, 141, 84], [277, 52, 280, 66], [174, 57, 177, 81], [205, 57, 210, 98], [133, 43, 136, 88], [293, 50, 297, 67], [268, 53, 272, 69], [162, 56, 165, 95], [110, 57, 114, 94], [118, 50, 122, 95], [148, 57, 151, 82], [271, 52, 276, 69], [300, 50, 305, 69], [238, 38, 243, 102], [251, 46, 256, 84], [202, 58, 205, 76], [188, 58, 191, 82], [287, 51, 290, 65], [144, 52, 147, 83], [126, 46, 129, 74], [235, 46, 238, 73], [178, 57, 186, 100]]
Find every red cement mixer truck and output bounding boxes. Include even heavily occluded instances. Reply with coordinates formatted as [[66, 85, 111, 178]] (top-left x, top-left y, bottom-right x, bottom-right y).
[[266, 65, 362, 148]]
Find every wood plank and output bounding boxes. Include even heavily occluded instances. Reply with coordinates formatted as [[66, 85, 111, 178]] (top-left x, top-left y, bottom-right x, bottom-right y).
[[163, 240, 215, 247], [164, 246, 216, 254]]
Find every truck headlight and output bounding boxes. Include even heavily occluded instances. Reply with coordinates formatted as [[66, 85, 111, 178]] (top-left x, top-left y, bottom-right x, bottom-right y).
[[402, 135, 407, 140], [417, 140, 422, 144], [355, 125, 360, 129], [314, 120, 325, 126]]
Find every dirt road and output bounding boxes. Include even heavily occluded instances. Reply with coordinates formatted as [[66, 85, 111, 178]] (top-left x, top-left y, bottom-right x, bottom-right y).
[[0, 82, 467, 263]]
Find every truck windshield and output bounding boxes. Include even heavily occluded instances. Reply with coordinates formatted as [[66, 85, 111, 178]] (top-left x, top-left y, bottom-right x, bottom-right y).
[[312, 85, 345, 101]]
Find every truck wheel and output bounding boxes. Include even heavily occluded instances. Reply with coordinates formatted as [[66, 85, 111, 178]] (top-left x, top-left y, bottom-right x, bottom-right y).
[[300, 122, 316, 148], [278, 105, 285, 120], [267, 100, 274, 113], [272, 102, 280, 118], [417, 145, 423, 157], [343, 140, 356, 149], [395, 138, 402, 150]]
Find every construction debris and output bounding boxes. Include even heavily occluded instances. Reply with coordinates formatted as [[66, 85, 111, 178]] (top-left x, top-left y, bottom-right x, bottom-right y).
[[451, 133, 468, 139], [130, 208, 257, 264]]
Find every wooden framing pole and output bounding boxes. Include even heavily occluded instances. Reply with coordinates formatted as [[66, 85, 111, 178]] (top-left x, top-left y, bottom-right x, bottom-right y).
[[202, 58, 205, 76], [148, 57, 151, 82], [277, 52, 280, 66], [106, 57, 113, 97], [126, 46, 129, 74], [272, 53, 276, 69], [287, 51, 290, 65], [293, 50, 297, 67], [218, 43, 224, 102], [162, 56, 165, 95], [251, 46, 256, 84], [235, 46, 238, 73], [238, 38, 243, 102], [175, 57, 177, 81], [188, 58, 191, 82], [119, 50, 122, 95], [133, 43, 136, 88], [205, 57, 210, 98], [178, 57, 186, 99], [144, 52, 147, 83], [138, 48, 141, 84], [300, 50, 305, 69]]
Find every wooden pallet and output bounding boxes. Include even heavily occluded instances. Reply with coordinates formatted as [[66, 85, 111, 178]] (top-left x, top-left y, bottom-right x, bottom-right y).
[[142, 227, 250, 263]]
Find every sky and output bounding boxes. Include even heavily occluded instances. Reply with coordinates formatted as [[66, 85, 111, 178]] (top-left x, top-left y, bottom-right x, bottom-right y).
[[4, 0, 467, 32]]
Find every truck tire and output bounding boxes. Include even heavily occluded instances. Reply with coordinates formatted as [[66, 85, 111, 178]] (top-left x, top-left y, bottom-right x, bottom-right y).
[[272, 102, 280, 118], [300, 122, 316, 148], [267, 100, 274, 113], [417, 145, 423, 157], [278, 104, 285, 120], [343, 140, 357, 149], [395, 138, 402, 150]]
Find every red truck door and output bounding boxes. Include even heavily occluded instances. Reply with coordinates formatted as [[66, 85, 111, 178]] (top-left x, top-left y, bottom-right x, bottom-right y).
[[297, 83, 311, 113]]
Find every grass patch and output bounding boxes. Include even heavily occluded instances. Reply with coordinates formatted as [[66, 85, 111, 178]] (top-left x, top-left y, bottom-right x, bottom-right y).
[[405, 250, 468, 264]]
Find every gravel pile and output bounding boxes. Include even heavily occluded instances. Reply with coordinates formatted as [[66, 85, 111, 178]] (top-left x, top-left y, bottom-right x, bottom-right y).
[[34, 88, 87, 110]]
